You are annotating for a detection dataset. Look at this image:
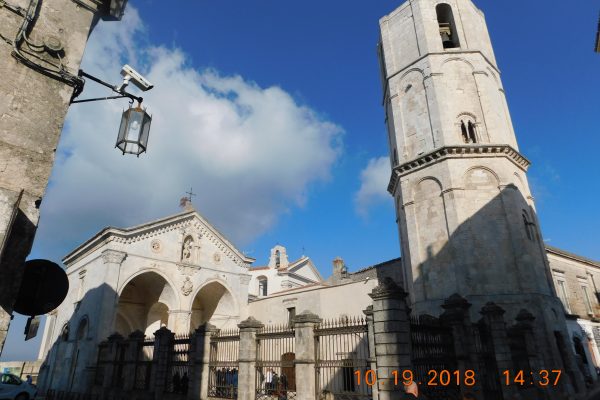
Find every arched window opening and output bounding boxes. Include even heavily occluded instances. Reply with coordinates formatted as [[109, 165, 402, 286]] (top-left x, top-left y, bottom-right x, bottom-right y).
[[61, 324, 70, 341], [181, 235, 194, 262], [275, 250, 281, 268], [393, 148, 399, 166], [460, 121, 469, 143], [574, 337, 589, 365], [258, 277, 268, 297], [522, 212, 536, 241], [77, 318, 88, 340], [436, 4, 460, 49], [468, 121, 477, 143]]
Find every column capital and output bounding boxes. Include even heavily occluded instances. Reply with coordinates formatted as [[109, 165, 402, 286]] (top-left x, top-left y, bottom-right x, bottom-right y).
[[101, 249, 127, 265], [441, 293, 472, 322], [369, 277, 408, 300], [238, 316, 264, 330], [515, 308, 535, 330], [363, 305, 374, 317], [293, 310, 321, 325]]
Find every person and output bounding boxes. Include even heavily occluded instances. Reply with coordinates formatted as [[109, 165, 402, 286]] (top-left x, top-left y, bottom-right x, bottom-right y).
[[402, 381, 419, 398], [25, 375, 32, 385], [181, 372, 189, 395], [265, 368, 274, 393]]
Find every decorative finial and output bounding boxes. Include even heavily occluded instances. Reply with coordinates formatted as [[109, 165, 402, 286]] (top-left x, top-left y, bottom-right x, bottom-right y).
[[180, 187, 196, 210]]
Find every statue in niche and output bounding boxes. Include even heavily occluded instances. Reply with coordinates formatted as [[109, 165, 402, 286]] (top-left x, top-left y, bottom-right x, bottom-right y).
[[182, 236, 194, 262]]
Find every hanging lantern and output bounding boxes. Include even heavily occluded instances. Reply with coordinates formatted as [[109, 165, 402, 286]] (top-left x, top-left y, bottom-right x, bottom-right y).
[[116, 103, 152, 156]]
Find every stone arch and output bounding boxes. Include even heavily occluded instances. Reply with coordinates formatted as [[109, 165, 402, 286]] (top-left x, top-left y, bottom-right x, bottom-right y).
[[76, 316, 88, 340], [456, 112, 480, 143], [190, 280, 238, 331], [463, 167, 500, 190], [118, 268, 180, 309], [398, 69, 432, 158], [413, 177, 443, 202], [440, 57, 475, 70], [115, 271, 178, 336]]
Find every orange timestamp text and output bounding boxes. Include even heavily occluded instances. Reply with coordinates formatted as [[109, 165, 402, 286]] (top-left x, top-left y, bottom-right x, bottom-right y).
[[354, 369, 476, 387], [501, 369, 562, 386]]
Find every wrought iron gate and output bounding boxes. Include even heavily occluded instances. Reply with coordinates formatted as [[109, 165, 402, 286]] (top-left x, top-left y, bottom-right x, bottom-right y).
[[255, 324, 296, 400], [165, 333, 191, 393], [473, 321, 503, 400], [410, 315, 460, 400], [315, 316, 372, 400], [208, 328, 240, 399]]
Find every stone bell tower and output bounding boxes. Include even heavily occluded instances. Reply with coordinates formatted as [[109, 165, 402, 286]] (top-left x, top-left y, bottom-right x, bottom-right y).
[[378, 0, 583, 386]]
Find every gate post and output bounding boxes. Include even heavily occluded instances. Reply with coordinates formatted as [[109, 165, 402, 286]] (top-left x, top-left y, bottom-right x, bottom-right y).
[[152, 326, 175, 400], [363, 306, 378, 400], [480, 302, 518, 399], [102, 333, 123, 389], [440, 294, 482, 398], [190, 323, 218, 400], [292, 311, 321, 400], [124, 330, 145, 391], [238, 317, 264, 400], [369, 278, 412, 400]]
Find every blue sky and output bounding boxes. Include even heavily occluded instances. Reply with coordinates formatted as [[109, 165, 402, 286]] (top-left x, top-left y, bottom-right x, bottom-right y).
[[2, 0, 599, 361]]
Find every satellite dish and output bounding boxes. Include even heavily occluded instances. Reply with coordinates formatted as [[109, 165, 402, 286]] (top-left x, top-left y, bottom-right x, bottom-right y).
[[13, 259, 69, 317]]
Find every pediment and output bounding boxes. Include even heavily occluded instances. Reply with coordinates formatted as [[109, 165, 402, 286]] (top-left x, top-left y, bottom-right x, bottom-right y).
[[63, 209, 255, 268]]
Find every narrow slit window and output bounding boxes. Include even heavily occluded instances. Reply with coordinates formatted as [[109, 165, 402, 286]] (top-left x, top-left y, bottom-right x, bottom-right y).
[[436, 4, 460, 49], [461, 121, 469, 143], [468, 121, 477, 143]]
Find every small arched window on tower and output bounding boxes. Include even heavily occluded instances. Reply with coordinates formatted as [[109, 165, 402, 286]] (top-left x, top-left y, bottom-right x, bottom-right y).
[[275, 250, 281, 268], [522, 211, 536, 241], [460, 119, 478, 144], [393, 148, 399, 166], [258, 277, 268, 297], [436, 4, 460, 49]]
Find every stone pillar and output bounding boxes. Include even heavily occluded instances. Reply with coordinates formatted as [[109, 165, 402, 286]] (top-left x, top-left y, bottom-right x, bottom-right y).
[[480, 302, 518, 399], [190, 323, 218, 400], [152, 326, 174, 399], [363, 306, 379, 400], [102, 333, 124, 389], [98, 250, 127, 341], [123, 330, 145, 391], [168, 310, 192, 333], [237, 317, 263, 400], [292, 311, 321, 400], [369, 278, 412, 400], [440, 294, 482, 398]]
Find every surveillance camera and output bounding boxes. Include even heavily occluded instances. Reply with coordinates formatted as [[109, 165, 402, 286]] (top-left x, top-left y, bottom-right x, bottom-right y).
[[119, 64, 153, 92]]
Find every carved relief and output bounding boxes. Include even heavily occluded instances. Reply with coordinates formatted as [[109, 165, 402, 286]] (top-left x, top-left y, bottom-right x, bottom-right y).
[[181, 277, 193, 296], [151, 239, 162, 253], [101, 250, 127, 265], [177, 264, 200, 276]]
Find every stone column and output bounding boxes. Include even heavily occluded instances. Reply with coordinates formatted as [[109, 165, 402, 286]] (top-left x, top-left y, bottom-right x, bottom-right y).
[[369, 278, 412, 400], [189, 323, 218, 400], [98, 250, 127, 341], [152, 326, 174, 399], [168, 310, 192, 334], [480, 302, 518, 399], [237, 317, 263, 400], [292, 311, 321, 400], [363, 306, 378, 400], [123, 330, 145, 391], [440, 294, 482, 398]]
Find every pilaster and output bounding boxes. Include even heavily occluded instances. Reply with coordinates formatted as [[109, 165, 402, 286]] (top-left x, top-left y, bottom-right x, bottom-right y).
[[237, 317, 263, 400], [292, 311, 321, 400]]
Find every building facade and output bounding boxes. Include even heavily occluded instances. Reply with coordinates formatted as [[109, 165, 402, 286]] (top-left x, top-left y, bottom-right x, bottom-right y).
[[0, 0, 127, 355]]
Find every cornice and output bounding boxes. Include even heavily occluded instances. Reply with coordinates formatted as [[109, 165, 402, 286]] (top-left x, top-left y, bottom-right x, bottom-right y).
[[388, 145, 530, 195]]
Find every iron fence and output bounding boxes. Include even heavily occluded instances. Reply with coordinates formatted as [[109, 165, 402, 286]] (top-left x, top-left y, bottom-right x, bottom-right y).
[[93, 343, 111, 386], [410, 315, 460, 400], [46, 390, 100, 400], [134, 337, 155, 390], [315, 316, 371, 400], [473, 321, 503, 400], [165, 333, 191, 394], [208, 328, 240, 399], [255, 324, 296, 400]]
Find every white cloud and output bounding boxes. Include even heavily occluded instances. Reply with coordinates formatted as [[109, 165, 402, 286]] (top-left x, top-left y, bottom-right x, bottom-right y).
[[35, 8, 343, 261], [354, 156, 391, 217]]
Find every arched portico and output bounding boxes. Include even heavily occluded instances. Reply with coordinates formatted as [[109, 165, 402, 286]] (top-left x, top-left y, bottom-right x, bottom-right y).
[[191, 281, 238, 330], [115, 271, 178, 337]]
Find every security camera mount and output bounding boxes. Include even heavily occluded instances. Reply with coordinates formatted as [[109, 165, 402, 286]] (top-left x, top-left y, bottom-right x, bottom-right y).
[[70, 68, 152, 105]]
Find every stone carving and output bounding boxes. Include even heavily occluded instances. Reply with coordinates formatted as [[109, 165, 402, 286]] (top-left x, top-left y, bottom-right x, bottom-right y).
[[213, 252, 221, 263], [101, 250, 127, 265], [182, 236, 193, 261], [151, 239, 162, 253], [177, 263, 200, 276], [181, 277, 193, 296]]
